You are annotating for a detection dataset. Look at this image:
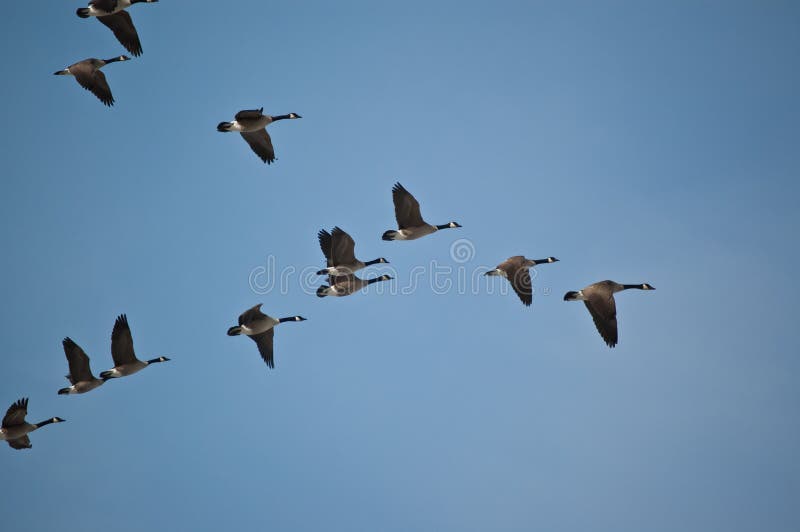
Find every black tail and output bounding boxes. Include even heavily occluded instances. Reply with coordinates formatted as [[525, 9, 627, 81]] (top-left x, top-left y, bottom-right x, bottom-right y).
[[563, 291, 579, 301], [316, 286, 328, 298], [76, 7, 90, 18], [99, 370, 115, 380], [382, 230, 397, 241], [316, 268, 330, 275], [227, 326, 242, 336], [57, 387, 70, 395], [217, 121, 232, 132]]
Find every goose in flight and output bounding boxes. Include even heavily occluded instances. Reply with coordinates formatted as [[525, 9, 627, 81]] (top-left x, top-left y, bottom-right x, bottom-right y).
[[58, 338, 106, 394], [53, 56, 130, 106], [485, 255, 559, 306], [100, 314, 169, 380], [76, 0, 159, 57], [382, 183, 461, 241], [1, 398, 65, 450], [564, 280, 655, 347], [317, 226, 388, 276], [217, 108, 301, 164], [227, 304, 306, 368], [316, 273, 393, 298]]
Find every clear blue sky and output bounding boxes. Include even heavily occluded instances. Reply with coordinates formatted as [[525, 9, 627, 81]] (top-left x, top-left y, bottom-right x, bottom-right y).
[[1, 1, 798, 531]]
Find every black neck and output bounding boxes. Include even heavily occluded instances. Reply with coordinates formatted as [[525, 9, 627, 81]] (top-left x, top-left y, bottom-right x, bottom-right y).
[[272, 114, 293, 121], [364, 258, 383, 266], [35, 418, 58, 428], [278, 316, 299, 323], [532, 258, 550, 265], [435, 224, 452, 230], [622, 284, 646, 290], [367, 277, 385, 285], [146, 357, 165, 364], [103, 56, 123, 64]]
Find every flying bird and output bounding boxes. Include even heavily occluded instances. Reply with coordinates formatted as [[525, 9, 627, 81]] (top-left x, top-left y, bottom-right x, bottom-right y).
[[100, 314, 169, 380], [58, 338, 107, 394], [316, 273, 393, 298], [53, 56, 130, 106], [0, 398, 64, 450], [76, 0, 159, 57], [485, 255, 559, 306], [217, 108, 301, 164], [227, 304, 306, 368], [564, 280, 655, 347], [317, 227, 388, 276], [382, 182, 461, 241]]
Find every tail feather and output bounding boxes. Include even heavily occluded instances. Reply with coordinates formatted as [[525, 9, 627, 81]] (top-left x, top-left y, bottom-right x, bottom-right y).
[[316, 286, 329, 298], [57, 387, 71, 395], [76, 7, 90, 18], [99, 370, 115, 380], [227, 326, 242, 336], [217, 121, 232, 132], [382, 230, 397, 241]]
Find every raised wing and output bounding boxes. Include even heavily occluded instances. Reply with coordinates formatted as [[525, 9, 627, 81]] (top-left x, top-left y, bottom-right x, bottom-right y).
[[240, 129, 275, 164], [331, 226, 357, 266], [584, 294, 618, 348], [7, 435, 32, 450], [97, 11, 143, 56], [111, 314, 138, 366], [318, 229, 333, 265], [235, 108, 264, 121], [249, 329, 275, 368], [238, 304, 266, 327], [2, 398, 28, 428], [392, 182, 425, 229], [63, 337, 96, 382], [71, 62, 115, 106]]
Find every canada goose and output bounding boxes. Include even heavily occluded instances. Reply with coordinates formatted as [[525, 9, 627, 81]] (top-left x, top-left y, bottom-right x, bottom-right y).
[[57, 338, 106, 394], [217, 108, 301, 164], [485, 256, 559, 307], [99, 314, 169, 380], [76, 0, 158, 57], [0, 398, 64, 450], [227, 304, 306, 368], [317, 227, 389, 276], [53, 55, 130, 107], [564, 281, 656, 347], [382, 182, 461, 241], [316, 273, 393, 298]]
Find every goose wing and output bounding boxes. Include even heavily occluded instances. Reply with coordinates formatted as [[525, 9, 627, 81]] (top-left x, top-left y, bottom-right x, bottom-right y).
[[111, 314, 139, 366], [2, 398, 28, 428], [62, 338, 96, 382], [238, 304, 266, 327], [97, 11, 143, 56], [498, 258, 532, 307], [249, 328, 275, 368], [392, 182, 425, 229], [240, 129, 275, 164], [71, 61, 115, 107], [6, 435, 32, 450], [318, 229, 333, 266], [235, 108, 264, 121], [331, 226, 357, 266], [584, 293, 618, 347]]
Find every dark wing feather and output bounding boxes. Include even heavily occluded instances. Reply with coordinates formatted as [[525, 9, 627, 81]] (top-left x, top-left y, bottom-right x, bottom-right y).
[[249, 329, 275, 368], [240, 130, 275, 164], [111, 314, 138, 366], [238, 304, 265, 327], [97, 11, 143, 56], [318, 229, 333, 265], [235, 108, 264, 121], [392, 183, 425, 229], [508, 267, 533, 307], [2, 398, 28, 428], [71, 62, 114, 106], [62, 338, 95, 382], [331, 227, 357, 266], [584, 294, 618, 347], [7, 435, 32, 450]]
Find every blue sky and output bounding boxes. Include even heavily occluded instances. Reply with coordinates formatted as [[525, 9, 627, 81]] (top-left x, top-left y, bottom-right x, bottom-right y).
[[1, 1, 798, 531]]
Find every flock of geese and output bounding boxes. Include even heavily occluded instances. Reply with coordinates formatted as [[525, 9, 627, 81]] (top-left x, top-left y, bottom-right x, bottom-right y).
[[2, 1, 657, 451]]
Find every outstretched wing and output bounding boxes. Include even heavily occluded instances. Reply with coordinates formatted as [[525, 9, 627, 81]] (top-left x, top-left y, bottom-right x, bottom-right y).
[[249, 329, 275, 368], [97, 11, 143, 56], [507, 266, 533, 307], [392, 182, 425, 229], [63, 338, 96, 382], [238, 304, 266, 327], [318, 229, 333, 265], [71, 62, 115, 106], [331, 226, 357, 266], [235, 108, 264, 121], [584, 294, 618, 348], [2, 398, 28, 428], [240, 130, 275, 164], [7, 435, 32, 450], [111, 314, 139, 366]]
